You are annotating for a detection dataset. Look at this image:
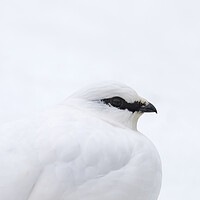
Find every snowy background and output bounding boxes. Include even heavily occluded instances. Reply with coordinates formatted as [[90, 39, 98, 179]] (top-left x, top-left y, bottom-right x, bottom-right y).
[[0, 0, 200, 199]]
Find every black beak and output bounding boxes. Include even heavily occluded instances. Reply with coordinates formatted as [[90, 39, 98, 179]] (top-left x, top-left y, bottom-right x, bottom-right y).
[[139, 102, 157, 113]]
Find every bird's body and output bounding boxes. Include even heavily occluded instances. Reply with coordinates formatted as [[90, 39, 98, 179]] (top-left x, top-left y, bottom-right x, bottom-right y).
[[0, 83, 162, 200]]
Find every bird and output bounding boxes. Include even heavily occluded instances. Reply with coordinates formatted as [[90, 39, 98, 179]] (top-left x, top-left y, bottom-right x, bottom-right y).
[[0, 82, 162, 200]]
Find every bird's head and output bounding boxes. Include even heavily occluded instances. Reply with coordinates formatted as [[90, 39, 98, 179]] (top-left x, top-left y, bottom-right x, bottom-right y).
[[68, 82, 157, 131]]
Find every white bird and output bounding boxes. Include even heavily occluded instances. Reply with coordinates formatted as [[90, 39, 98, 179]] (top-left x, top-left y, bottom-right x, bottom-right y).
[[0, 82, 162, 200]]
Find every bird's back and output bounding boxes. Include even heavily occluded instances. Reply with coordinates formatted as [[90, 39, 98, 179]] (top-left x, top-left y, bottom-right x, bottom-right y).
[[0, 104, 161, 200]]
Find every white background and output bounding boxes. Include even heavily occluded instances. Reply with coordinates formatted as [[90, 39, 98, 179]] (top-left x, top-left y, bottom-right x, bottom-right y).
[[0, 0, 200, 199]]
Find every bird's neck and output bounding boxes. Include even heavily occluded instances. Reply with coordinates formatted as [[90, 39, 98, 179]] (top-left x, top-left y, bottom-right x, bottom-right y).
[[62, 98, 141, 131]]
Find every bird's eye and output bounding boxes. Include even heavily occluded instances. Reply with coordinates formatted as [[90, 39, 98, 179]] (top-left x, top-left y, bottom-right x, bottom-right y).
[[110, 97, 123, 108]]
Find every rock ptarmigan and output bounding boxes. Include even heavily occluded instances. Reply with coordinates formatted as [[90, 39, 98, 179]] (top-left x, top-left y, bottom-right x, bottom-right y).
[[0, 82, 162, 200]]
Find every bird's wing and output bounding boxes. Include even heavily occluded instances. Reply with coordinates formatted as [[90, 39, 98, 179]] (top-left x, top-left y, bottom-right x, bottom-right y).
[[0, 105, 161, 200]]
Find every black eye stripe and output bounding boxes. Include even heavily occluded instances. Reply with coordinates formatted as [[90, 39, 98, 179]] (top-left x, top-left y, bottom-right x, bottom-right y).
[[101, 96, 144, 113]]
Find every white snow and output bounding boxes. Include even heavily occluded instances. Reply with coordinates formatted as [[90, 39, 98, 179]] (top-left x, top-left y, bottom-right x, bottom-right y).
[[0, 0, 200, 199]]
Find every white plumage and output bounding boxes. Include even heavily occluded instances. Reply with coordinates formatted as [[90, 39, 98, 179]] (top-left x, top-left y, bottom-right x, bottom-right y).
[[0, 82, 162, 200]]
